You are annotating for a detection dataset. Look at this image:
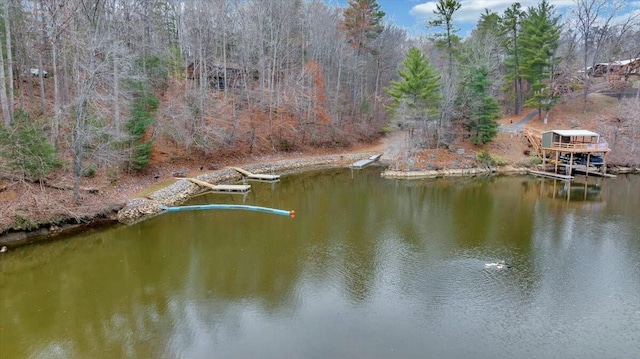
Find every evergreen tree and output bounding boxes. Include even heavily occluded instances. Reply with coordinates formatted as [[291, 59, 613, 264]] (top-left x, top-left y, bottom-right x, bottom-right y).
[[0, 110, 61, 182], [466, 67, 500, 145], [125, 81, 158, 172], [519, 0, 562, 123], [385, 47, 440, 144], [459, 9, 503, 92], [342, 0, 386, 55], [427, 0, 462, 77], [426, 0, 461, 148], [501, 2, 525, 115]]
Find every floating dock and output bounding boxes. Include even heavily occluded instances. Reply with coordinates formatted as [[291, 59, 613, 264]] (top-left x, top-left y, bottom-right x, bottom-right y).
[[350, 154, 381, 169], [230, 167, 280, 181], [184, 177, 251, 193], [527, 170, 574, 180], [572, 166, 617, 178]]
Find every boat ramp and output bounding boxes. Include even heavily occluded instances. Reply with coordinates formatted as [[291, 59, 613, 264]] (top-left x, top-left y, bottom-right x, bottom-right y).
[[350, 154, 382, 169]]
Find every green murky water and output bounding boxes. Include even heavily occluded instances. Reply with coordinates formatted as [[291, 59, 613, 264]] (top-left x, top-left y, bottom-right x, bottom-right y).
[[1, 168, 639, 359]]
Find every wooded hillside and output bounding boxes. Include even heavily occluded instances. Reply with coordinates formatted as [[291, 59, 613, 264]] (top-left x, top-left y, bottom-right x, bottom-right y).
[[0, 0, 639, 205]]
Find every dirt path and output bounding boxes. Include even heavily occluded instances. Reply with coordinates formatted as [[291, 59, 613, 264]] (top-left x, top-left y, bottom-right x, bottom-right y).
[[499, 110, 537, 133]]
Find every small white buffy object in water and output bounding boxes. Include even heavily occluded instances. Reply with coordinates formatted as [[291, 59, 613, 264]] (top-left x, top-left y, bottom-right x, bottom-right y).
[[485, 260, 507, 269]]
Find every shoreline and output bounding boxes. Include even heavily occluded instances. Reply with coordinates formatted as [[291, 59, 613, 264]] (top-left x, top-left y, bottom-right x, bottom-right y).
[[117, 152, 379, 224], [1, 151, 637, 250], [0, 152, 376, 249]]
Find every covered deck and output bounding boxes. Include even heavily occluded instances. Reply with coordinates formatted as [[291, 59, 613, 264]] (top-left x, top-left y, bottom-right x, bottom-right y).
[[539, 130, 611, 179]]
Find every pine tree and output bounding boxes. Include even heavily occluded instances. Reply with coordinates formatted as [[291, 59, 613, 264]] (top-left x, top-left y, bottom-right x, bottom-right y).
[[342, 0, 385, 55], [466, 67, 500, 145], [125, 81, 158, 172], [0, 110, 61, 182], [519, 0, 562, 123], [501, 3, 525, 115], [427, 0, 462, 76], [385, 47, 440, 144]]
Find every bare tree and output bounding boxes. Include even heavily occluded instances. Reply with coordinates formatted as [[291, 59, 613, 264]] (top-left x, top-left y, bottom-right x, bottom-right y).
[[3, 0, 15, 122], [572, 0, 622, 113], [0, 32, 9, 126]]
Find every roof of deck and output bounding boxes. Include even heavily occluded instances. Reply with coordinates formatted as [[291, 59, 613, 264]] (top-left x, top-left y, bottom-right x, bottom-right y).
[[543, 130, 600, 137]]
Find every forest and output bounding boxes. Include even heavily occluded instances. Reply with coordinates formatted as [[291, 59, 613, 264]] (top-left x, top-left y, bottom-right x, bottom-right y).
[[0, 0, 639, 205]]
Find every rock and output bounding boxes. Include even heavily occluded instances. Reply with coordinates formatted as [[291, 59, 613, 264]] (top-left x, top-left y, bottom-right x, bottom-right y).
[[172, 170, 188, 177]]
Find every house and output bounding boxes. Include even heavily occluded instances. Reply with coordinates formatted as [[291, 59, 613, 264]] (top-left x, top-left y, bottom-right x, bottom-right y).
[[186, 62, 244, 88], [587, 58, 640, 78]]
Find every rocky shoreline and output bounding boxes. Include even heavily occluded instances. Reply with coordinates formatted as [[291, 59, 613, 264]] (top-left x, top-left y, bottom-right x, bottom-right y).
[[117, 152, 379, 224], [1, 150, 637, 250], [0, 152, 376, 249]]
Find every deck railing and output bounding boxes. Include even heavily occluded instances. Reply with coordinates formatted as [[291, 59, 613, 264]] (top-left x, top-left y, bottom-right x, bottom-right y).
[[548, 142, 609, 151]]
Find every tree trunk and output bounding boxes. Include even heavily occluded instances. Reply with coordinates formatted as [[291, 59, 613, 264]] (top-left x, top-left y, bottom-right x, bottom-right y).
[[0, 38, 9, 126], [37, 0, 46, 115], [113, 52, 121, 138], [4, 0, 14, 121], [582, 35, 589, 114], [52, 43, 61, 147]]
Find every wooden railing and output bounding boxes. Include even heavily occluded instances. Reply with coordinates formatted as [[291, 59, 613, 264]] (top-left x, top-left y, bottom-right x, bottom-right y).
[[549, 142, 609, 151], [523, 127, 542, 154]]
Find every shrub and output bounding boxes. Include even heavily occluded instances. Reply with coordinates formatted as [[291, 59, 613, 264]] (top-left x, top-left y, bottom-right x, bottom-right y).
[[0, 110, 61, 182], [476, 150, 509, 167]]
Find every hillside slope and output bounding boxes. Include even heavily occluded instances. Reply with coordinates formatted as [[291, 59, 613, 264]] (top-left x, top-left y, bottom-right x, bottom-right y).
[[1, 90, 638, 244]]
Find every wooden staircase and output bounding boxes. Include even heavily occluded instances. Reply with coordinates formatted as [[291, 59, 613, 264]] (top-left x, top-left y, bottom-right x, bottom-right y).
[[523, 127, 542, 154]]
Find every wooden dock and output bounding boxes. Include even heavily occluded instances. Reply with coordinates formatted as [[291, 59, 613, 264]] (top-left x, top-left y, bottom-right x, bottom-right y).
[[527, 169, 574, 180], [572, 166, 617, 178], [350, 154, 382, 169], [184, 177, 251, 193], [230, 167, 280, 181]]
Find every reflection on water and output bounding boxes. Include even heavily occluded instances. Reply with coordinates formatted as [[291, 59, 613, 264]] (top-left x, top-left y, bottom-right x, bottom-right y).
[[536, 176, 603, 202], [1, 171, 639, 359]]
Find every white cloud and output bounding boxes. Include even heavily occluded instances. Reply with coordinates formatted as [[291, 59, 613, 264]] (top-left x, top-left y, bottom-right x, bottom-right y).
[[410, 0, 576, 24]]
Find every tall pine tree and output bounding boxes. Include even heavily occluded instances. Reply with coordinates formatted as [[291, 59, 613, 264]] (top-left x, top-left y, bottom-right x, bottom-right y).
[[385, 47, 440, 146], [519, 0, 562, 123], [342, 0, 385, 55], [501, 3, 525, 115], [427, 0, 462, 78], [466, 67, 500, 145]]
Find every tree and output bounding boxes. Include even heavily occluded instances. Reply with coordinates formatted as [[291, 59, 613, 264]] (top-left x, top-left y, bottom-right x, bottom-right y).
[[425, 0, 461, 148], [125, 80, 158, 172], [0, 110, 60, 182], [572, 0, 623, 113], [465, 67, 500, 145], [0, 27, 8, 127], [427, 0, 461, 78], [520, 0, 562, 124], [342, 0, 385, 55], [385, 47, 440, 147], [341, 0, 386, 122], [461, 10, 503, 95], [3, 0, 15, 124], [501, 2, 525, 115]]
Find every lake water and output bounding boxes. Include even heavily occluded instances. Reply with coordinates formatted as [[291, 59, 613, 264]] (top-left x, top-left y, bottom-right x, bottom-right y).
[[1, 168, 639, 359]]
